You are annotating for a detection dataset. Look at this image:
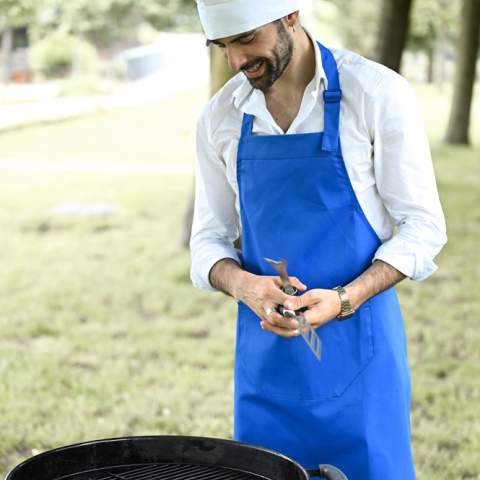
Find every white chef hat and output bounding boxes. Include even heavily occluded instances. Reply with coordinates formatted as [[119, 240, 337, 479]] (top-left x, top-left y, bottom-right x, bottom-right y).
[[196, 0, 301, 41]]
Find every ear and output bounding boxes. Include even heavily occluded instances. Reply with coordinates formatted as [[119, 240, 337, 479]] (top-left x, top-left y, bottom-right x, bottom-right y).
[[285, 11, 300, 28]]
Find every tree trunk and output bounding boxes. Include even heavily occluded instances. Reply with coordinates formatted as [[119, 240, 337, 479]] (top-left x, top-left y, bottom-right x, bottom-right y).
[[375, 0, 413, 73], [425, 20, 436, 84], [426, 45, 435, 83], [179, 186, 195, 249], [209, 45, 235, 96], [1, 28, 14, 84], [180, 46, 236, 249], [445, 0, 480, 145]]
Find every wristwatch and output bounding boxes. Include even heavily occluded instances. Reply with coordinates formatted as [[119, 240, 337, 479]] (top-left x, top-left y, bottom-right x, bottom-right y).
[[333, 286, 355, 320]]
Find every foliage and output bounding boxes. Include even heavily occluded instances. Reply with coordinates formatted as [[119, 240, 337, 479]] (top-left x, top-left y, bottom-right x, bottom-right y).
[[0, 0, 37, 30], [1, 0, 198, 48], [29, 0, 198, 46], [320, 0, 381, 56], [322, 0, 461, 62], [408, 0, 460, 53], [0, 0, 464, 58], [29, 31, 99, 78]]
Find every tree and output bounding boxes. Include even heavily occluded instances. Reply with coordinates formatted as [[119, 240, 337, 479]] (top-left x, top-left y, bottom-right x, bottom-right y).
[[408, 0, 459, 83], [209, 45, 235, 96], [31, 0, 198, 47], [0, 0, 37, 31], [374, 0, 414, 72], [1, 0, 199, 81], [323, 0, 381, 57], [445, 0, 480, 145], [0, 27, 13, 82], [0, 0, 37, 82]]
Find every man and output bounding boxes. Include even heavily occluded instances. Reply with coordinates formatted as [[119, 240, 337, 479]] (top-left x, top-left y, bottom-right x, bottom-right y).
[[190, 1, 447, 479]]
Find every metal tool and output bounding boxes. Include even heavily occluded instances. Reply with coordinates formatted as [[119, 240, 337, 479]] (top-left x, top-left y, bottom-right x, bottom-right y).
[[264, 258, 322, 361]]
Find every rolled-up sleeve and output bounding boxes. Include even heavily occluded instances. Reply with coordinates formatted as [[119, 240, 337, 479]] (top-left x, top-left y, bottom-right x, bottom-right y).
[[189, 110, 241, 291], [369, 73, 447, 281]]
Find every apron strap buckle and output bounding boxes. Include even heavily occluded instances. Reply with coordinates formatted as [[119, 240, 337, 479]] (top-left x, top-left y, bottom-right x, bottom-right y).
[[323, 89, 342, 104]]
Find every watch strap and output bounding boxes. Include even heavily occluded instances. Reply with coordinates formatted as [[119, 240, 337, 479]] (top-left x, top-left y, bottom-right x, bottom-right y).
[[333, 286, 355, 320]]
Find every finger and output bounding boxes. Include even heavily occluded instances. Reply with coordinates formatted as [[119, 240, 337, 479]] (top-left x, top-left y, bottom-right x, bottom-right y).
[[271, 277, 307, 294], [289, 277, 307, 291], [261, 304, 281, 324], [272, 277, 284, 289], [266, 311, 300, 330], [303, 307, 334, 328], [263, 303, 282, 323], [269, 287, 294, 306], [283, 290, 314, 311], [263, 304, 276, 317], [261, 321, 301, 338], [264, 279, 291, 305]]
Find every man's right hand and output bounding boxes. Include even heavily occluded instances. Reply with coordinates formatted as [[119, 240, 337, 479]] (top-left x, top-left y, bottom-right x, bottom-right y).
[[209, 258, 307, 337]]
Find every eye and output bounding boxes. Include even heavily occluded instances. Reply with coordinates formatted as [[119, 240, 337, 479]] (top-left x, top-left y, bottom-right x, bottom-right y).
[[239, 34, 255, 45]]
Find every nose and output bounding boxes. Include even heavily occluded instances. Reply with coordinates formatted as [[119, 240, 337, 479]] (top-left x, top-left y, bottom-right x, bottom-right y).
[[225, 47, 248, 72]]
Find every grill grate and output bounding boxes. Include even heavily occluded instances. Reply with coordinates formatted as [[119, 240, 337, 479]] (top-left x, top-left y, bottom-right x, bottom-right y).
[[57, 463, 268, 480]]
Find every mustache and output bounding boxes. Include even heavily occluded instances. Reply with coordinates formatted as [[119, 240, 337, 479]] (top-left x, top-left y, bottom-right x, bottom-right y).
[[240, 58, 268, 72]]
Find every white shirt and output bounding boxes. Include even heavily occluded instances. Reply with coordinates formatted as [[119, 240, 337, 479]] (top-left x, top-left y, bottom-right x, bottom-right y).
[[190, 37, 447, 292]]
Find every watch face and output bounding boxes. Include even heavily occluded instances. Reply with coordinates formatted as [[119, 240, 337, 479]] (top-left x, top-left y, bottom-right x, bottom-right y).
[[334, 286, 355, 321]]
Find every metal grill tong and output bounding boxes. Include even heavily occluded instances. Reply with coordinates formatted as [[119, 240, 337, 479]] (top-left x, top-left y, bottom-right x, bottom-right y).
[[264, 258, 322, 361]]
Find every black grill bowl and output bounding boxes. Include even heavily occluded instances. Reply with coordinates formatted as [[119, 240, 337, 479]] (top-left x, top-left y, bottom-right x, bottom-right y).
[[5, 436, 312, 480]]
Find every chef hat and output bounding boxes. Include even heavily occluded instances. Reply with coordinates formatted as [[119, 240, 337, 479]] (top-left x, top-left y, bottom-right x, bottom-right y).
[[196, 0, 301, 41]]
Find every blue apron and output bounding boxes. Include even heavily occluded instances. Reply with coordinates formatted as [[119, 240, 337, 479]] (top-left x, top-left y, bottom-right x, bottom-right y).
[[234, 44, 416, 480]]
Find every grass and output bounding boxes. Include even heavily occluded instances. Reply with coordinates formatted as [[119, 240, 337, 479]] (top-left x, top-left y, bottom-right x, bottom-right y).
[[0, 83, 479, 479], [0, 88, 204, 165]]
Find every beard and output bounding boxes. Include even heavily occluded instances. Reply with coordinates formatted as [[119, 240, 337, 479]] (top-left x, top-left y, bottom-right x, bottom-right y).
[[241, 21, 294, 92]]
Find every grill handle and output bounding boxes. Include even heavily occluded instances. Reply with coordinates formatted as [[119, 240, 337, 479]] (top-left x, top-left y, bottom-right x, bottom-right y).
[[307, 464, 348, 480]]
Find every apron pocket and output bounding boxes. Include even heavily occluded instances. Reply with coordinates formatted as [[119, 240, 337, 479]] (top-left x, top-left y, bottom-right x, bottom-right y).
[[236, 301, 374, 402]]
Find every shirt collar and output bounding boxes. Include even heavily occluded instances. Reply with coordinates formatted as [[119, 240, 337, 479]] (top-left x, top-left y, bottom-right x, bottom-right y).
[[232, 28, 327, 111]]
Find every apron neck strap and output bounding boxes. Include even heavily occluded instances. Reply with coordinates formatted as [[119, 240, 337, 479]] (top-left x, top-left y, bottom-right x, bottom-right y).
[[241, 112, 254, 137], [240, 43, 342, 150], [318, 43, 342, 152]]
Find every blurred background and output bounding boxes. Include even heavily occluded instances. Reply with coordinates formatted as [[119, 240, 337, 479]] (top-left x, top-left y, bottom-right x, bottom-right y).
[[0, 0, 478, 479]]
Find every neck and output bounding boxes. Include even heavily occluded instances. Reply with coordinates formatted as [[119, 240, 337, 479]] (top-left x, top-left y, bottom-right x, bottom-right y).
[[265, 27, 316, 99]]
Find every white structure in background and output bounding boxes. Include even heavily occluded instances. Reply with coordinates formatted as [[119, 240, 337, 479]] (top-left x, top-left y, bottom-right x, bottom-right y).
[[299, 0, 314, 30], [119, 4, 315, 95], [119, 33, 209, 99]]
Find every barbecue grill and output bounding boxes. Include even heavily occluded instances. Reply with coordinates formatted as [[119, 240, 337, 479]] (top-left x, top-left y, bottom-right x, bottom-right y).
[[5, 436, 347, 480]]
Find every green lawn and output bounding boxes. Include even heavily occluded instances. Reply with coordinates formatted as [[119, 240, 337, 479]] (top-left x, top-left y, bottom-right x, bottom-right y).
[[0, 84, 479, 479], [0, 89, 205, 165]]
